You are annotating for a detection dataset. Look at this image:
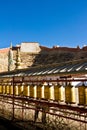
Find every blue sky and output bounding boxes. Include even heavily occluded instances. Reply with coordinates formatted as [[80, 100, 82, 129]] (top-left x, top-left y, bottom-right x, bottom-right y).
[[0, 0, 87, 48]]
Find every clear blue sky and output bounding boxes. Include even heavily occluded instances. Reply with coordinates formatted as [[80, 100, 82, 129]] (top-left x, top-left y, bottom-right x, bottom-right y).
[[0, 0, 87, 48]]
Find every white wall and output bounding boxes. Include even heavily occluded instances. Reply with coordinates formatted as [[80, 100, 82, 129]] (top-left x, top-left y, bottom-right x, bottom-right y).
[[20, 42, 41, 53]]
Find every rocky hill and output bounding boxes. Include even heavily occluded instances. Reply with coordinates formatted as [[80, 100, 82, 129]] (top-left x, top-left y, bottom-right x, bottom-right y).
[[1, 43, 87, 72], [30, 45, 87, 66]]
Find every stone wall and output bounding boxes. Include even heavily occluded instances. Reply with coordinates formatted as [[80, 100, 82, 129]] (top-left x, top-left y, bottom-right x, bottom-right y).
[[0, 48, 9, 72]]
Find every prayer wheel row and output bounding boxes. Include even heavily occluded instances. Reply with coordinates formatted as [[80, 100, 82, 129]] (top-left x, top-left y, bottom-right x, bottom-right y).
[[0, 83, 87, 105]]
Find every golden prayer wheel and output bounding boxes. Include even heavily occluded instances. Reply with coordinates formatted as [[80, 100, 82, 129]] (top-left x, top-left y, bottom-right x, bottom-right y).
[[41, 85, 44, 99], [30, 85, 34, 98], [71, 85, 76, 103], [23, 85, 30, 96], [78, 85, 85, 105], [54, 85, 60, 101], [49, 84, 54, 100], [14, 85, 19, 96], [44, 85, 50, 100], [85, 86, 87, 105], [37, 85, 42, 99], [5, 85, 7, 94], [18, 85, 24, 96], [0, 84, 3, 93], [6, 85, 10, 94], [65, 83, 72, 103], [3, 84, 6, 94], [9, 85, 13, 95], [34, 85, 37, 98], [59, 85, 64, 102]]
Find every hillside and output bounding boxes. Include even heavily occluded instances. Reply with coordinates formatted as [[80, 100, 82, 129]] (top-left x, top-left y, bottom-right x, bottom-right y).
[[1, 44, 87, 72], [30, 46, 87, 66]]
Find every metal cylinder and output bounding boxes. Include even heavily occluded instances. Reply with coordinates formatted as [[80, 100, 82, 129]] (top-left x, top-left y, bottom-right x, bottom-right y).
[[54, 84, 60, 101], [41, 85, 44, 99], [30, 85, 34, 98], [0, 84, 3, 93], [65, 84, 72, 103], [3, 85, 6, 94], [34, 85, 37, 98], [37, 85, 42, 99], [59, 85, 64, 102], [18, 85, 24, 96], [71, 86, 76, 103], [78, 85, 85, 105], [65, 83, 76, 104], [6, 85, 10, 94], [23, 85, 30, 96], [14, 85, 19, 96], [49, 84, 54, 100], [44, 85, 50, 100], [9, 85, 13, 95], [85, 87, 87, 105]]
